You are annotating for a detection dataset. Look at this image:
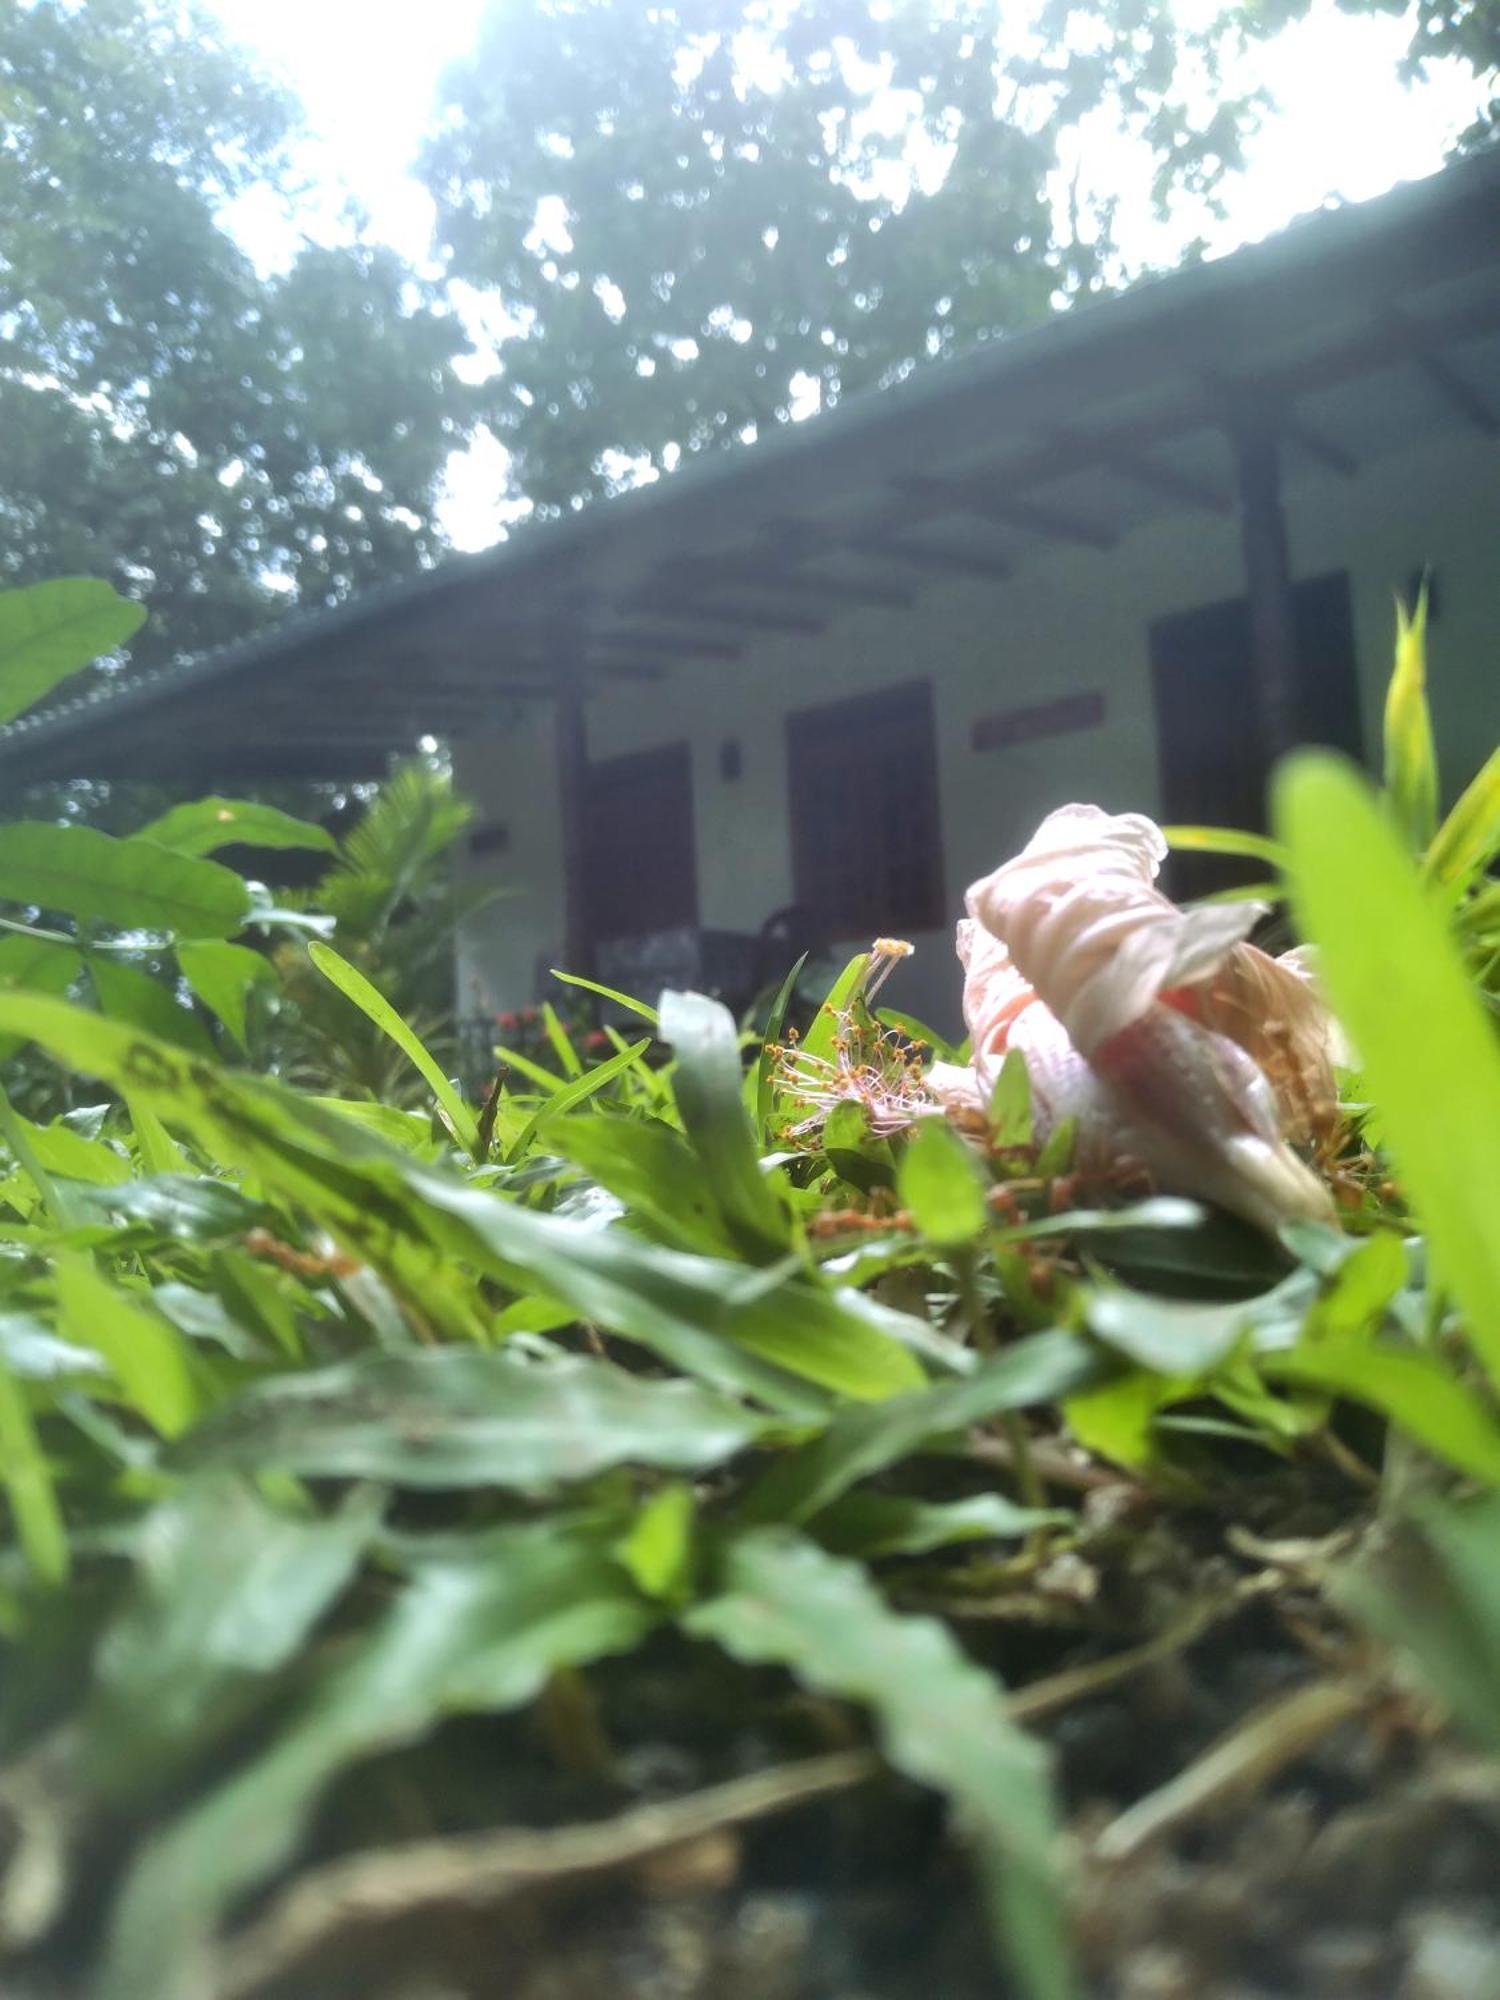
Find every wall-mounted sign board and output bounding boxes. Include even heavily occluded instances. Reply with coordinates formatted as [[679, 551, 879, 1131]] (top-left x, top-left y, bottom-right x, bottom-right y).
[[971, 690, 1104, 753]]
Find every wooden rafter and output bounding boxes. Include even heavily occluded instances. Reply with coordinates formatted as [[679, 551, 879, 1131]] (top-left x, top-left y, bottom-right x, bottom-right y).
[[901, 474, 1117, 550], [583, 629, 742, 661], [1282, 412, 1357, 478], [680, 557, 916, 610], [623, 586, 831, 635], [1386, 306, 1500, 436], [1081, 439, 1232, 515], [847, 534, 1013, 580]]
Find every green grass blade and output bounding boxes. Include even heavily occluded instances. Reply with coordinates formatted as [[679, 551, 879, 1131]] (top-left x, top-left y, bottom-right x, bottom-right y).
[[0, 1359, 69, 1587], [1383, 587, 1438, 851], [549, 968, 660, 1027], [1425, 745, 1500, 894], [1275, 752, 1500, 1389], [661, 989, 792, 1257], [755, 950, 807, 1140], [505, 1037, 652, 1161], [1162, 824, 1289, 869], [307, 941, 478, 1154]]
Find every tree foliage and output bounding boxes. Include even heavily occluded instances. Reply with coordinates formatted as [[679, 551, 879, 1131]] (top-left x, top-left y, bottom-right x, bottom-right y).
[[423, 0, 1498, 518], [421, 0, 1246, 513], [0, 0, 476, 673]]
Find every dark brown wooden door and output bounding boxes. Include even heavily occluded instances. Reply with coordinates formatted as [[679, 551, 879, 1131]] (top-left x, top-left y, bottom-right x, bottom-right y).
[[582, 741, 698, 944], [787, 679, 945, 937], [1151, 570, 1362, 897]]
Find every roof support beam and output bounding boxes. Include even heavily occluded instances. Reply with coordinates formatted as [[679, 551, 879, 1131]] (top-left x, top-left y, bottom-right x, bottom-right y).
[[1085, 440, 1233, 515], [1387, 306, 1500, 436], [584, 629, 742, 661], [492, 626, 741, 664], [553, 661, 594, 982], [1281, 411, 1358, 479], [901, 475, 1117, 550], [1203, 368, 1358, 480], [849, 534, 1013, 580], [623, 586, 830, 635], [1227, 399, 1299, 762], [680, 558, 916, 609]]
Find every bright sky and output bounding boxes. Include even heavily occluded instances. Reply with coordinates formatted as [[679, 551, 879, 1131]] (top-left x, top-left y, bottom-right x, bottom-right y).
[[203, 0, 1487, 549]]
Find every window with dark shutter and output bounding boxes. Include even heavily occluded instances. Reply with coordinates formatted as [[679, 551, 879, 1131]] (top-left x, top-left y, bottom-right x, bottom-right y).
[[582, 741, 698, 944], [786, 680, 945, 937]]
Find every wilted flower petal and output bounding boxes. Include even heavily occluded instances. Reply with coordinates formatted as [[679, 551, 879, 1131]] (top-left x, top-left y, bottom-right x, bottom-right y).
[[965, 804, 1263, 1056], [960, 804, 1337, 1233]]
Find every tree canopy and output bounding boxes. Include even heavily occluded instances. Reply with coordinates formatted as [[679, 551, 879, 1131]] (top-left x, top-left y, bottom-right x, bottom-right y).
[[423, 0, 1496, 518], [420, 0, 1239, 515], [0, 0, 476, 673]]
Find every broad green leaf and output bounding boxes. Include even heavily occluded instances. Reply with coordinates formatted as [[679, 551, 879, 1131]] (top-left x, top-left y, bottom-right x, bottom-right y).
[[84, 1478, 380, 1798], [1300, 1230, 1408, 1341], [0, 824, 248, 938], [897, 1115, 987, 1245], [1162, 824, 1290, 869], [307, 941, 478, 1152], [1083, 1286, 1254, 1377], [660, 988, 791, 1256], [1425, 745, 1500, 893], [176, 940, 274, 1053], [101, 1523, 655, 2000], [0, 1358, 69, 1587], [798, 952, 870, 1070], [739, 1330, 1105, 1526], [54, 1254, 198, 1437], [987, 1047, 1033, 1149], [1033, 1115, 1077, 1179], [1383, 588, 1438, 851], [406, 1164, 924, 1407], [1261, 1342, 1500, 1483], [89, 956, 216, 1058], [876, 1006, 965, 1063], [173, 1349, 766, 1488], [614, 1480, 696, 1602], [1003, 1195, 1204, 1243], [1275, 754, 1500, 1389], [0, 931, 81, 999], [306, 1096, 438, 1152], [0, 1311, 109, 1380], [0, 577, 144, 726], [549, 1111, 738, 1255], [1064, 1370, 1178, 1469], [823, 1097, 896, 1195], [69, 1173, 262, 1241], [6, 1109, 128, 1186], [151, 1285, 265, 1360], [688, 1531, 1072, 2000], [814, 1490, 1068, 1557], [0, 995, 915, 1407], [133, 797, 337, 860]]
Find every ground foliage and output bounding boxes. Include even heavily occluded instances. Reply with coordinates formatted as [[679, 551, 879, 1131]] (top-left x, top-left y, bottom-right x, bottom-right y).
[[0, 582, 1498, 1998]]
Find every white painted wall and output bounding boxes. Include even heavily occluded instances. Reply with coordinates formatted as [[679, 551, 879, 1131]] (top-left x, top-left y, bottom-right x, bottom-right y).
[[454, 423, 1499, 1034]]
